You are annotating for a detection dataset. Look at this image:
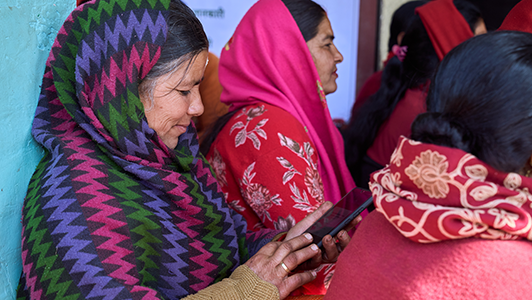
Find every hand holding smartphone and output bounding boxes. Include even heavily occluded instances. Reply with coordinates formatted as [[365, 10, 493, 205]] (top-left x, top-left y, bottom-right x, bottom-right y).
[[304, 187, 373, 249]]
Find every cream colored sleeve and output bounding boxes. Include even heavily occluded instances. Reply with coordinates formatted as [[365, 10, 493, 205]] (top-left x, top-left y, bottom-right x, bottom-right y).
[[181, 265, 279, 300]]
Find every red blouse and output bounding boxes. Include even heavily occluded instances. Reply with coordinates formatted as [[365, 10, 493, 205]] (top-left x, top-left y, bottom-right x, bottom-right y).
[[207, 103, 332, 295], [367, 86, 427, 166]]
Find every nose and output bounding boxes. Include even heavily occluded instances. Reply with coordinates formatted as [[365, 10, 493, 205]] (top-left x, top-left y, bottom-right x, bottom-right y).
[[334, 45, 344, 64], [188, 89, 204, 117]]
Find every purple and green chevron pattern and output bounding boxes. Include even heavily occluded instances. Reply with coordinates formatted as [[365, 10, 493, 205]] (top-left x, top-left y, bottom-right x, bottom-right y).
[[17, 0, 279, 299]]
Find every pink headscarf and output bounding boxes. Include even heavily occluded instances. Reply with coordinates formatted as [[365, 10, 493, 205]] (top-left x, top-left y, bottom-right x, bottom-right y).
[[218, 0, 355, 203]]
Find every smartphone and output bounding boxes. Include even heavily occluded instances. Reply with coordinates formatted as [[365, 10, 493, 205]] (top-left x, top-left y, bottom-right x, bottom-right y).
[[304, 187, 373, 249]]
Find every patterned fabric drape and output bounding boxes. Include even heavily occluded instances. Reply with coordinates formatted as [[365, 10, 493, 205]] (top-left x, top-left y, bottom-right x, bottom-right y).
[[17, 0, 276, 299], [371, 136, 532, 243]]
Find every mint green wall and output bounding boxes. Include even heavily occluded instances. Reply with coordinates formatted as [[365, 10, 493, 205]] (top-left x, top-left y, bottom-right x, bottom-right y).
[[0, 1, 74, 298]]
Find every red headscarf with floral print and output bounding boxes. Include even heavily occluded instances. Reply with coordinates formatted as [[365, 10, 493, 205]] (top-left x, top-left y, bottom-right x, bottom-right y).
[[371, 136, 532, 243]]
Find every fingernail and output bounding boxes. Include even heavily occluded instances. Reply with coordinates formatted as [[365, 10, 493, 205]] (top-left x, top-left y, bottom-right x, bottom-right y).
[[311, 271, 317, 277], [304, 233, 313, 240], [311, 244, 318, 251], [339, 231, 345, 238], [326, 236, 332, 243]]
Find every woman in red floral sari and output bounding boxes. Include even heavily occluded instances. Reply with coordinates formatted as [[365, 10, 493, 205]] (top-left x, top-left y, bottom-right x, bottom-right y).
[[325, 30, 532, 299], [200, 0, 355, 295]]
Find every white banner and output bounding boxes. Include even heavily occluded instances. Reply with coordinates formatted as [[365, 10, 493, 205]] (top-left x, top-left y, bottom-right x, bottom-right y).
[[183, 0, 360, 121]]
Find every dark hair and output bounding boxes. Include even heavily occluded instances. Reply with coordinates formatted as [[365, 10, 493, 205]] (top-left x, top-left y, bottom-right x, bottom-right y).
[[139, 0, 208, 103], [343, 0, 482, 186], [412, 31, 532, 173], [199, 0, 325, 155], [388, 1, 428, 52], [453, 0, 483, 33], [282, 0, 326, 42]]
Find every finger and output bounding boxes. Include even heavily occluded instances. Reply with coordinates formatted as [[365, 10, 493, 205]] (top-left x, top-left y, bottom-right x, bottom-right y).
[[321, 234, 340, 263], [286, 202, 334, 240], [278, 271, 317, 299], [254, 241, 282, 257], [296, 248, 322, 271], [273, 233, 314, 261], [335, 229, 351, 252], [342, 215, 363, 233], [277, 242, 319, 275]]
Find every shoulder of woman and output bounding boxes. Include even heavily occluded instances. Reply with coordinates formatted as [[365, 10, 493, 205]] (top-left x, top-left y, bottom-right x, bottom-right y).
[[329, 211, 532, 299], [255, 103, 310, 136], [222, 103, 309, 138]]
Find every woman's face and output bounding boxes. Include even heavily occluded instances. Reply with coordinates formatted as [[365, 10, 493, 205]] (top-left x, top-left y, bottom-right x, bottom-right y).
[[307, 16, 344, 95], [141, 50, 207, 149]]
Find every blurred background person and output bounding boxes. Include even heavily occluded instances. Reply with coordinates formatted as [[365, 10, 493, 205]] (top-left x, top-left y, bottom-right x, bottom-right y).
[[349, 0, 428, 118], [194, 52, 229, 144], [343, 0, 485, 190]]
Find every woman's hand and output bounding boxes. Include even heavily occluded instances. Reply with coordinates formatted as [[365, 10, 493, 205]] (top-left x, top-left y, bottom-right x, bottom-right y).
[[318, 215, 361, 263], [285, 201, 334, 240], [245, 233, 319, 299], [285, 201, 361, 269], [245, 202, 361, 299]]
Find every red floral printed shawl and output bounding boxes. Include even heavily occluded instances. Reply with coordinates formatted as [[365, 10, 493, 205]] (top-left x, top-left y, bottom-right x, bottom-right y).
[[370, 136, 532, 243], [218, 0, 355, 204]]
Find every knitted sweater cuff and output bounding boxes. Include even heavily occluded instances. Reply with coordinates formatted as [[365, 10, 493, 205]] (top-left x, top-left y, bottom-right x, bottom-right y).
[[182, 265, 279, 300]]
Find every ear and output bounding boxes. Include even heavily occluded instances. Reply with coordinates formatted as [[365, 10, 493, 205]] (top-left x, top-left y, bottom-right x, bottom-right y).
[[397, 32, 406, 46]]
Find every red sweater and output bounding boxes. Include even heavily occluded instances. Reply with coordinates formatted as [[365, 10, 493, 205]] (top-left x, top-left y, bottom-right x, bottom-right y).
[[325, 211, 532, 299]]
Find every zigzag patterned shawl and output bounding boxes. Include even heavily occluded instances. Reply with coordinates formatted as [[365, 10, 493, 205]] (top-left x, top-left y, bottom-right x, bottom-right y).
[[17, 0, 276, 299]]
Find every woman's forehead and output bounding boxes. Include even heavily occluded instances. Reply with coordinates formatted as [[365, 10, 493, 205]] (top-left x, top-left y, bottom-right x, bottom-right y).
[[159, 51, 208, 88]]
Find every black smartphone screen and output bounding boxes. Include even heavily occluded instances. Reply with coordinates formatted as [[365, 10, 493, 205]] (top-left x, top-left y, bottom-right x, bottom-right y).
[[304, 187, 373, 248]]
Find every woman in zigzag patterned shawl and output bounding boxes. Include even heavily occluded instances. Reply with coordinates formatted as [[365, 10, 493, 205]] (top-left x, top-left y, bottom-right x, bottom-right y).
[[17, 0, 351, 299]]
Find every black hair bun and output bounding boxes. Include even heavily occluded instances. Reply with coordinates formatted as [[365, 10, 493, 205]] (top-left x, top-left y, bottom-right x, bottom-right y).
[[411, 112, 473, 152]]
